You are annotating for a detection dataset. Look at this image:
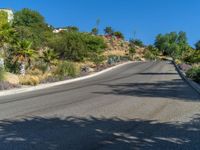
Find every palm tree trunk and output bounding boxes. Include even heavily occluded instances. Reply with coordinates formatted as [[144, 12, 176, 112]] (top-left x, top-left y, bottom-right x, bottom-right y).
[[20, 62, 25, 76]]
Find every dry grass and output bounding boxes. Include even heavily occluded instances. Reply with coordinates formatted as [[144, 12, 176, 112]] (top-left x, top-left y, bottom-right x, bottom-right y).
[[103, 50, 128, 57], [19, 75, 40, 86], [4, 72, 19, 85]]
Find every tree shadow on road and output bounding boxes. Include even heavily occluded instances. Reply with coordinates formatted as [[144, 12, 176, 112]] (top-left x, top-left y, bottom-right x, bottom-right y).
[[94, 79, 200, 101], [0, 115, 199, 150]]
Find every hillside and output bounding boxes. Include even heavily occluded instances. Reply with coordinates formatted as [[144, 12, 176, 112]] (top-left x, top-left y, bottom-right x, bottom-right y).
[[102, 36, 146, 61]]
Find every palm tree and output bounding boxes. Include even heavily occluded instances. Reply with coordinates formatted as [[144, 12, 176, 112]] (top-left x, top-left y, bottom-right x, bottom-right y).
[[14, 40, 37, 75]]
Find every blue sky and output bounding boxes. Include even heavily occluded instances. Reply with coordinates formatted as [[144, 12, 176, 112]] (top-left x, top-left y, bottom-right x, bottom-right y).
[[1, 0, 200, 46]]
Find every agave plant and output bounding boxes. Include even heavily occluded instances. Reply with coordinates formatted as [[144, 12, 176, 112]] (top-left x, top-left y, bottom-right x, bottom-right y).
[[40, 48, 58, 71]]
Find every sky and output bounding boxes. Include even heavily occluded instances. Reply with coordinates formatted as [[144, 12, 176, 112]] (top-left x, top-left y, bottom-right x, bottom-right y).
[[1, 0, 200, 46]]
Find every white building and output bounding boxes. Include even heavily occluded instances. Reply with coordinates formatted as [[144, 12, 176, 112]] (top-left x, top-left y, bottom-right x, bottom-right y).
[[53, 28, 68, 33], [0, 8, 14, 22]]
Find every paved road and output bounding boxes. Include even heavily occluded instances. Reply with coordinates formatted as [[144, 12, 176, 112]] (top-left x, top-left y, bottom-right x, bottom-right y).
[[0, 61, 199, 150]]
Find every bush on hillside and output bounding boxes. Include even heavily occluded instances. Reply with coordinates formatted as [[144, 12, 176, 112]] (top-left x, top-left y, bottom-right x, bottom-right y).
[[186, 66, 200, 83], [181, 49, 200, 64], [144, 50, 157, 60], [19, 75, 40, 86], [49, 32, 106, 62], [129, 39, 144, 47], [54, 61, 80, 78], [129, 47, 136, 59], [114, 31, 124, 39]]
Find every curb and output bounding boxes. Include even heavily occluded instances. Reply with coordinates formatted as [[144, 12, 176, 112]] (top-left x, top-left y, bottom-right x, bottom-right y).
[[0, 61, 133, 97], [173, 61, 200, 95]]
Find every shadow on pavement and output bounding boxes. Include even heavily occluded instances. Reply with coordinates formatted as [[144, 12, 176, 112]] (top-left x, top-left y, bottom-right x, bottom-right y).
[[0, 115, 199, 150], [95, 79, 200, 101], [138, 72, 178, 75]]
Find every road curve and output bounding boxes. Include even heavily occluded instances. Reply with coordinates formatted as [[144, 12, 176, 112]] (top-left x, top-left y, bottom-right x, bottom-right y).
[[0, 61, 199, 150]]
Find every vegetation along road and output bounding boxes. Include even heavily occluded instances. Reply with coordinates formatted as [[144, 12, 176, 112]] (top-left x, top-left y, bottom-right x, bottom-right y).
[[0, 61, 199, 150]]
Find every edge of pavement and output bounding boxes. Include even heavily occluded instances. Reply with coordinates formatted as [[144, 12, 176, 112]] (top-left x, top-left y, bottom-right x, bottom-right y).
[[0, 61, 134, 97], [173, 61, 200, 96]]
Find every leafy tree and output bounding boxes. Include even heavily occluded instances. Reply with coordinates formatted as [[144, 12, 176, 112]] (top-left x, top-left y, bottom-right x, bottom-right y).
[[182, 48, 200, 64], [13, 9, 52, 49], [0, 11, 8, 27], [91, 28, 99, 35], [154, 31, 189, 58], [178, 31, 187, 45], [14, 25, 52, 49], [13, 8, 45, 27], [0, 23, 15, 47], [195, 40, 200, 50], [104, 26, 114, 35]]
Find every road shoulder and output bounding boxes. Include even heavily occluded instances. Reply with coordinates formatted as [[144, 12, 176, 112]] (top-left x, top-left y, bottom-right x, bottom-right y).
[[173, 61, 200, 95]]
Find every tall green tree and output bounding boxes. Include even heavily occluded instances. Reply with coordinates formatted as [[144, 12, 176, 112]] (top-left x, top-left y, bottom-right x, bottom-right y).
[[13, 8, 45, 27], [0, 11, 8, 27], [0, 23, 15, 47], [154, 31, 189, 58], [13, 8, 52, 49]]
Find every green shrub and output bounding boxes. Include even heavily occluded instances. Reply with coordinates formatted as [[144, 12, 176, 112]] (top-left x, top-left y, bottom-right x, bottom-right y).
[[182, 49, 200, 64], [147, 45, 160, 56], [129, 39, 144, 47], [55, 61, 79, 77], [0, 11, 8, 27], [114, 31, 124, 39], [49, 32, 106, 62], [129, 47, 136, 59], [144, 50, 157, 60], [186, 66, 200, 83], [34, 62, 49, 73], [90, 53, 105, 69]]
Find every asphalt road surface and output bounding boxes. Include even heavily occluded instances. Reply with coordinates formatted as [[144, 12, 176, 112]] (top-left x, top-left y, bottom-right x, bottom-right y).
[[0, 61, 199, 150]]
